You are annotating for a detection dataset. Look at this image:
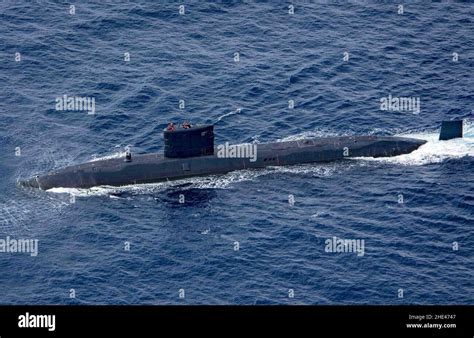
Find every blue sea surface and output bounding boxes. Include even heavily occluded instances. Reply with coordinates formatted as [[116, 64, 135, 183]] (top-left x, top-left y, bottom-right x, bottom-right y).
[[0, 1, 473, 304]]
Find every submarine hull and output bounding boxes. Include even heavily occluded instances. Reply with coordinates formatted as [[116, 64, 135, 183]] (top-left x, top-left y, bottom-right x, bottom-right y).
[[20, 135, 426, 190]]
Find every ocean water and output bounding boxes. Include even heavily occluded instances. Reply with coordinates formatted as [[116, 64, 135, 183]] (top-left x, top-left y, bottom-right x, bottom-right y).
[[0, 1, 473, 305]]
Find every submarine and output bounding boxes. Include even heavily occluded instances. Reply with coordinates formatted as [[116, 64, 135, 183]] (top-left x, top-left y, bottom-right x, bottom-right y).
[[19, 120, 463, 190]]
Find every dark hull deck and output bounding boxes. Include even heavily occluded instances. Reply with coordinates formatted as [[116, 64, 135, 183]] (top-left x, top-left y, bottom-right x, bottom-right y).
[[20, 135, 426, 190]]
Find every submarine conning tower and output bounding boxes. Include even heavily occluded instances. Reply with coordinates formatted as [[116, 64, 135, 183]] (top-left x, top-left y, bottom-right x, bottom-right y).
[[164, 124, 214, 158]]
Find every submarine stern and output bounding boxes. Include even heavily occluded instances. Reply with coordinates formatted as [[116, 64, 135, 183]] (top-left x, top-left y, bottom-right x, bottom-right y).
[[348, 136, 427, 158]]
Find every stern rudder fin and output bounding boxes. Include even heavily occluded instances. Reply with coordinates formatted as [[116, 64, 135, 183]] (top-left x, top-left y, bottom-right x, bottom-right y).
[[439, 120, 463, 140]]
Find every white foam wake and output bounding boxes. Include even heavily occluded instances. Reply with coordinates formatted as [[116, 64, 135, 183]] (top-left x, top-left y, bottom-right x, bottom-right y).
[[357, 120, 473, 166], [216, 108, 241, 122], [277, 130, 340, 142], [89, 151, 126, 162]]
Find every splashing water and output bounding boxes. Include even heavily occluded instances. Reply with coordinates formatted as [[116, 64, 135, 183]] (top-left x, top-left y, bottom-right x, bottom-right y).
[[357, 120, 473, 166]]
